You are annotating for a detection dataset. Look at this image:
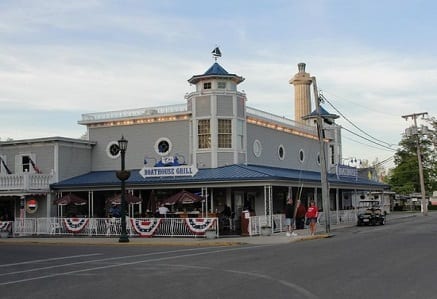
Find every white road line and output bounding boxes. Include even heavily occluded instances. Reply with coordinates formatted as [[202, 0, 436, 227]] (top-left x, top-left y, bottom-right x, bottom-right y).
[[0, 245, 270, 286], [0, 253, 102, 267]]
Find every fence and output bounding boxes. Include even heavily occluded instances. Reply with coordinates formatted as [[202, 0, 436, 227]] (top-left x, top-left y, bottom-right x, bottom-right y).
[[10, 217, 219, 238], [7, 210, 358, 238], [248, 210, 357, 236]]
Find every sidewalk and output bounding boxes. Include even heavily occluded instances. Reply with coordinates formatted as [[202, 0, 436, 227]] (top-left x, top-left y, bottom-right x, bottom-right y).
[[0, 212, 419, 247]]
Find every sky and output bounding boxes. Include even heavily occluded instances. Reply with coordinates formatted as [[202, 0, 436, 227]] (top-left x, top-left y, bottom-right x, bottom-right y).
[[1, 0, 436, 170]]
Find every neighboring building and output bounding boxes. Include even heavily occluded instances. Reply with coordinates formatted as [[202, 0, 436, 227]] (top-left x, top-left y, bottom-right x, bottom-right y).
[[0, 53, 388, 234]]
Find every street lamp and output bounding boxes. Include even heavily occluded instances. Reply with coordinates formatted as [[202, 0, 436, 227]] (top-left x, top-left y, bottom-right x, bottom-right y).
[[116, 135, 130, 242]]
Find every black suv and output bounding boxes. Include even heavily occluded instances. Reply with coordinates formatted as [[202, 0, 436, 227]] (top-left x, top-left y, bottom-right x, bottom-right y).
[[356, 200, 386, 226]]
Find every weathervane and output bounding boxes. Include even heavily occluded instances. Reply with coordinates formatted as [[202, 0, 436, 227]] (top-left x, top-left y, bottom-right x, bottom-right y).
[[211, 46, 222, 61]]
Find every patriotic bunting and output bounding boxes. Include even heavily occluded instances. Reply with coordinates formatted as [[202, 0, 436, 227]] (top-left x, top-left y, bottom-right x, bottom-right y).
[[64, 218, 89, 233], [0, 221, 11, 231], [29, 157, 42, 174], [0, 157, 12, 174], [130, 218, 161, 237], [184, 218, 216, 235]]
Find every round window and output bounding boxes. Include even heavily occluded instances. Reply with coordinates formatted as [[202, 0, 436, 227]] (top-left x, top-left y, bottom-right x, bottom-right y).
[[253, 140, 262, 157], [106, 141, 120, 159], [299, 149, 305, 163], [154, 138, 172, 156], [278, 144, 285, 160]]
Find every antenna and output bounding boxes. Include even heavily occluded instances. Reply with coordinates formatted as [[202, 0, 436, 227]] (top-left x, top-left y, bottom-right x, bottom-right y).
[[212, 46, 222, 61]]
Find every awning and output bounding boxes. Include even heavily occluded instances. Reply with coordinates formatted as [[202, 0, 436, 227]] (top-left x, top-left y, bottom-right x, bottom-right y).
[[54, 194, 87, 206], [162, 190, 203, 205], [106, 193, 142, 205]]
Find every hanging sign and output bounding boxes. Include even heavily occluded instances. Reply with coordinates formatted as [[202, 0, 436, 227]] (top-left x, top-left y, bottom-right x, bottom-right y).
[[139, 165, 198, 178]]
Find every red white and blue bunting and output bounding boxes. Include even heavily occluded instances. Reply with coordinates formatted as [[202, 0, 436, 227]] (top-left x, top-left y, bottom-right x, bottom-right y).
[[184, 218, 216, 235], [130, 218, 161, 237], [0, 221, 11, 231], [64, 218, 89, 233]]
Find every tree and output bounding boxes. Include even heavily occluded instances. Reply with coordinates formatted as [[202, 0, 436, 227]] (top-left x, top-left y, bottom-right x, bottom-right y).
[[388, 117, 437, 195]]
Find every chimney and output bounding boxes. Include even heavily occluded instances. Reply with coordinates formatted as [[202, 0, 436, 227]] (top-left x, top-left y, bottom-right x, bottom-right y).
[[289, 63, 312, 125]]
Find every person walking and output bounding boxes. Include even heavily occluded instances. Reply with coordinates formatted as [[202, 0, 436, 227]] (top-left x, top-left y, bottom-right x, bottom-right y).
[[295, 200, 306, 230], [285, 198, 297, 236], [305, 200, 319, 236]]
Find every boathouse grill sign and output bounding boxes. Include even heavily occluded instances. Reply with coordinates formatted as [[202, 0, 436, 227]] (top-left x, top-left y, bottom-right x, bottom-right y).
[[336, 164, 358, 180], [139, 156, 198, 178]]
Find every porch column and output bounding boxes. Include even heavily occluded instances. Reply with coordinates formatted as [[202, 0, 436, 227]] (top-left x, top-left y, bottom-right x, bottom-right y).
[[335, 188, 340, 224], [264, 185, 273, 227]]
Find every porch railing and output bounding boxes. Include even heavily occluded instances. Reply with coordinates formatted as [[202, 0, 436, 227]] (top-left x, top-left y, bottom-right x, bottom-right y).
[[0, 173, 53, 191], [11, 217, 219, 238], [248, 210, 358, 236]]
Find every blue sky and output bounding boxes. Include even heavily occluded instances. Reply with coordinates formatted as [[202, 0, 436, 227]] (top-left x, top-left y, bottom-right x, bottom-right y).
[[1, 0, 436, 169]]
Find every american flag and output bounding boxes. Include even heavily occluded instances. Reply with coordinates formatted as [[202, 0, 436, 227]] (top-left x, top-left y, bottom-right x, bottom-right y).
[[29, 158, 42, 174]]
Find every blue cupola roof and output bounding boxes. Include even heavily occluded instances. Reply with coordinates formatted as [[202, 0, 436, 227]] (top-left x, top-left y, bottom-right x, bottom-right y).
[[309, 106, 339, 125], [188, 62, 244, 84]]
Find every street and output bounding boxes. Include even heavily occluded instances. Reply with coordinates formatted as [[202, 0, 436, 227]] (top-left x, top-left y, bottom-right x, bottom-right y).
[[1, 213, 436, 299]]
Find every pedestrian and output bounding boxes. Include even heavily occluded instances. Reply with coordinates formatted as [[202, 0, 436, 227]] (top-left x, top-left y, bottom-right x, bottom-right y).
[[158, 203, 169, 218], [285, 197, 297, 236], [305, 199, 319, 236], [295, 200, 306, 230]]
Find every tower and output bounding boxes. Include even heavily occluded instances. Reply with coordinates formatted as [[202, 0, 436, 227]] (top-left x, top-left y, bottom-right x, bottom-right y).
[[289, 63, 312, 125], [186, 48, 246, 168]]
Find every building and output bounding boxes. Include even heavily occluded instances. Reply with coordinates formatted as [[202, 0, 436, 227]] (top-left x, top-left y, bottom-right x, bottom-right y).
[[0, 52, 388, 235]]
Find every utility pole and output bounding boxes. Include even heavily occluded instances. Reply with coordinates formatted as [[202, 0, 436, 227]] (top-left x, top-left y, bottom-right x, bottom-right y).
[[312, 77, 331, 233], [402, 112, 428, 216]]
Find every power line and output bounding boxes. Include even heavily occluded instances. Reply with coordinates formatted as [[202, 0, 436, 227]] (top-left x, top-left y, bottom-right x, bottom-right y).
[[342, 126, 397, 152], [320, 93, 395, 147]]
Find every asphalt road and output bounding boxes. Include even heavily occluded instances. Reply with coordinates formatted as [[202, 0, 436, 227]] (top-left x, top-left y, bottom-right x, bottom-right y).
[[1, 213, 436, 299]]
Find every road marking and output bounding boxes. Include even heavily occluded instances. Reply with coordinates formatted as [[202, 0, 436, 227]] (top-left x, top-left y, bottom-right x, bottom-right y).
[[0, 253, 102, 268], [0, 245, 270, 285]]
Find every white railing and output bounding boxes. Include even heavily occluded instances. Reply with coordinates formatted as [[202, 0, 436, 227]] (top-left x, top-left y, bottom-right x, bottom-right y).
[[79, 104, 189, 123], [0, 173, 53, 191], [249, 214, 286, 236], [11, 217, 219, 238], [248, 210, 358, 236], [318, 210, 357, 226]]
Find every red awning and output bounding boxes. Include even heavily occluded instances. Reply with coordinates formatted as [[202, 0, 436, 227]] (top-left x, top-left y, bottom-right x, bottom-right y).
[[54, 194, 87, 206], [162, 190, 203, 206], [107, 193, 142, 205]]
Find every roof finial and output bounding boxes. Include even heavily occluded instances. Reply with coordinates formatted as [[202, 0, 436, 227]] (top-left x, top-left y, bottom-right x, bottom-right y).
[[212, 46, 222, 61]]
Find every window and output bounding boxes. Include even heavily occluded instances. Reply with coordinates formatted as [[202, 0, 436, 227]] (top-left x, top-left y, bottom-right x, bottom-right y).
[[198, 119, 211, 149], [278, 145, 285, 160], [203, 82, 211, 89], [22, 155, 31, 172], [218, 119, 232, 148], [253, 140, 262, 157], [106, 141, 120, 159], [218, 82, 226, 89], [329, 145, 335, 164], [299, 149, 305, 163], [154, 138, 172, 156], [237, 120, 244, 150]]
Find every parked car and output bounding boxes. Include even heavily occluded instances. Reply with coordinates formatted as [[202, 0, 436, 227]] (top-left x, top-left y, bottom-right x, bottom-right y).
[[356, 200, 386, 226]]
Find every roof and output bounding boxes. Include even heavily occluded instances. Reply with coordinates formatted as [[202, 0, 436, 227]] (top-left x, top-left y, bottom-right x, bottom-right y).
[[51, 164, 388, 191], [188, 62, 245, 84], [0, 136, 95, 146]]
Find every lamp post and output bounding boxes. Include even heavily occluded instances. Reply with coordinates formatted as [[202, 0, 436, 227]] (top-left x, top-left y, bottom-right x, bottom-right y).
[[116, 136, 130, 242]]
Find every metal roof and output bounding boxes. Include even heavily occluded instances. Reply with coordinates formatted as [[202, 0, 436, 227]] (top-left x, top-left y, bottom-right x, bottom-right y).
[[188, 62, 245, 84], [51, 164, 388, 191]]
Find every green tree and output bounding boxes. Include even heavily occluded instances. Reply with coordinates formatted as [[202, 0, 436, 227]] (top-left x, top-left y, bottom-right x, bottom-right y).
[[388, 117, 437, 195]]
